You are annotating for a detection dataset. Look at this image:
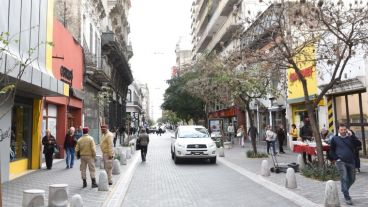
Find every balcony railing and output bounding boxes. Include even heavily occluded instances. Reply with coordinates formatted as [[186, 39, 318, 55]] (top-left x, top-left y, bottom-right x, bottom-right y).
[[85, 52, 111, 83], [126, 101, 142, 110]]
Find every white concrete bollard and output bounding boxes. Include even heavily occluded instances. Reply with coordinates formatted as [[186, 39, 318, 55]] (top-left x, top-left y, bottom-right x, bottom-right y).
[[22, 189, 45, 207], [120, 153, 127, 165], [126, 148, 132, 159], [324, 180, 340, 207], [112, 159, 121, 175], [260, 160, 270, 176], [98, 171, 109, 191], [218, 147, 225, 157], [95, 155, 102, 168], [70, 194, 83, 207], [100, 159, 105, 169], [285, 168, 297, 189], [297, 154, 305, 170], [131, 145, 135, 154], [48, 184, 68, 207]]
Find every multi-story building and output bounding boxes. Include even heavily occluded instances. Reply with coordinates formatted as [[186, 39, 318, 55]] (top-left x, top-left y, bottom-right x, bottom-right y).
[[191, 0, 246, 134], [139, 83, 150, 126], [54, 0, 134, 142], [0, 0, 69, 182], [126, 81, 144, 130]]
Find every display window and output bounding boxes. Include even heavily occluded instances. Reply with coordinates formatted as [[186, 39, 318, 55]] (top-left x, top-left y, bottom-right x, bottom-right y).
[[42, 104, 57, 138], [10, 105, 32, 162]]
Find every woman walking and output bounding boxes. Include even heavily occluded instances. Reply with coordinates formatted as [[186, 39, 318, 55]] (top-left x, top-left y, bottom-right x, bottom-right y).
[[42, 129, 57, 170], [64, 127, 77, 169], [237, 125, 245, 147], [265, 126, 277, 155]]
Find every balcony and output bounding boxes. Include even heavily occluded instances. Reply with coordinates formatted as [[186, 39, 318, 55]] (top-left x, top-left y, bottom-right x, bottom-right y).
[[195, 0, 239, 53], [85, 52, 111, 84], [207, 16, 243, 52], [101, 32, 133, 85], [126, 101, 143, 111]]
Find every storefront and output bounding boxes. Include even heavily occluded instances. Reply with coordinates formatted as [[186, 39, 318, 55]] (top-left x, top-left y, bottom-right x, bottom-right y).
[[325, 78, 368, 155], [208, 106, 246, 140]]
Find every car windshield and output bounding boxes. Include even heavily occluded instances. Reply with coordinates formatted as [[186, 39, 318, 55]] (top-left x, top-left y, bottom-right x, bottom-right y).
[[178, 127, 210, 138]]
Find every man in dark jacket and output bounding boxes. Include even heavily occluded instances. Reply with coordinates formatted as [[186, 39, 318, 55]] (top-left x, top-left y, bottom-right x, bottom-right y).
[[137, 128, 150, 162], [300, 117, 313, 164], [276, 124, 286, 154], [330, 124, 360, 205]]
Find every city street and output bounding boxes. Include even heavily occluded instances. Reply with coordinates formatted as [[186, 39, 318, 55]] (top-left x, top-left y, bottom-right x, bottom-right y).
[[122, 132, 298, 207]]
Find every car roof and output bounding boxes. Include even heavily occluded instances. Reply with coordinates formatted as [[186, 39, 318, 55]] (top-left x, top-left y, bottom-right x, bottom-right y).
[[178, 125, 206, 129]]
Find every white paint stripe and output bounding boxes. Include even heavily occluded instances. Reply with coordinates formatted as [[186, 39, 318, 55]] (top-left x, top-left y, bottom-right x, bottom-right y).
[[218, 157, 322, 207], [102, 152, 140, 207]]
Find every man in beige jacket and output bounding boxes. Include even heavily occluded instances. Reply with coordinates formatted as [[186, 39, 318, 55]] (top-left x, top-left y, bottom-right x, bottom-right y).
[[100, 125, 115, 185], [75, 127, 98, 188]]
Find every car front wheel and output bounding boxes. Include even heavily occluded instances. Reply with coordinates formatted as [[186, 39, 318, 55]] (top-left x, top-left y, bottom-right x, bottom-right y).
[[173, 153, 181, 164], [210, 157, 216, 164]]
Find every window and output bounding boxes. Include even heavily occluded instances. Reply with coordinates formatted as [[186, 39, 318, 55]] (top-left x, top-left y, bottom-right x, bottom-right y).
[[178, 127, 210, 138], [127, 89, 132, 102]]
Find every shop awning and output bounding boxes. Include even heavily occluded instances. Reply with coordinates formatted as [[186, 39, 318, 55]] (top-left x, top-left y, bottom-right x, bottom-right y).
[[318, 77, 366, 96]]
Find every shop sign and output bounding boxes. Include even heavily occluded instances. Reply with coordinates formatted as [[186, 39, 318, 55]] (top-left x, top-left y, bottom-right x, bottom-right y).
[[289, 66, 313, 82], [60, 66, 73, 85]]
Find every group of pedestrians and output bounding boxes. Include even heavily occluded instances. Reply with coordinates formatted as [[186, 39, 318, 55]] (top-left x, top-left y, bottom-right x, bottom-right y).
[[41, 125, 121, 188]]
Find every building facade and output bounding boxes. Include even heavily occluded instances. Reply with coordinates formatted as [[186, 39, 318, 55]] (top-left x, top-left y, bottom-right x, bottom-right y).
[[126, 82, 144, 130], [0, 0, 68, 182]]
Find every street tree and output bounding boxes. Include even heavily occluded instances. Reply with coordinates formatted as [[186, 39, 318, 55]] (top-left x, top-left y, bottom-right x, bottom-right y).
[[162, 72, 206, 124], [240, 0, 368, 167]]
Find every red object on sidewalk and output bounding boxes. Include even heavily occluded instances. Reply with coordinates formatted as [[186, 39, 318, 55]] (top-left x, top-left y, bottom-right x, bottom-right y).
[[293, 144, 330, 155]]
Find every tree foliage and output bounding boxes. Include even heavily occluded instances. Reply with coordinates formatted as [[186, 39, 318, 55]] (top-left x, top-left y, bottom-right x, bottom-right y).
[[161, 72, 206, 124]]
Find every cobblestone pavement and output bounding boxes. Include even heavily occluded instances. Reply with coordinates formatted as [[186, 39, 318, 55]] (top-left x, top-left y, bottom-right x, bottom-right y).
[[122, 133, 299, 207], [222, 140, 368, 207], [2, 146, 138, 207]]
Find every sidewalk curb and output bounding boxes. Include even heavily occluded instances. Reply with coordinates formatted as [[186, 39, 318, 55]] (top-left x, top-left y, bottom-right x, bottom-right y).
[[218, 157, 322, 207], [102, 152, 140, 207]]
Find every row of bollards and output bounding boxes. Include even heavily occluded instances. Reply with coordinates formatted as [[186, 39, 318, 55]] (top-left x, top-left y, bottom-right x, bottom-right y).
[[22, 184, 82, 207], [22, 145, 136, 207], [260, 157, 340, 207]]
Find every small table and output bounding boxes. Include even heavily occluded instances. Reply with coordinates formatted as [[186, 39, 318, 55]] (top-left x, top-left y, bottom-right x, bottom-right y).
[[292, 142, 330, 162]]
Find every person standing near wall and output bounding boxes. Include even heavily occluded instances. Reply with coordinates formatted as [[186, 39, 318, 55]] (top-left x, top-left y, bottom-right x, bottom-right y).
[[137, 128, 150, 162], [276, 124, 286, 154], [75, 127, 98, 188], [42, 129, 57, 170], [100, 125, 115, 185]]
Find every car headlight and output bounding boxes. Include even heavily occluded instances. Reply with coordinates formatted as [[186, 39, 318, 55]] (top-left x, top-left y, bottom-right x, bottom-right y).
[[177, 143, 185, 148], [208, 143, 215, 148]]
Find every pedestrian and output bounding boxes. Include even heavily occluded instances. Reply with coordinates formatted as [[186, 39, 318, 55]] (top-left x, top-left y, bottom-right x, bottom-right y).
[[113, 127, 118, 147], [227, 124, 235, 143], [300, 117, 313, 164], [348, 129, 362, 173], [137, 128, 149, 162], [42, 129, 57, 170], [276, 124, 286, 154], [237, 125, 245, 147], [100, 125, 114, 185], [247, 125, 258, 143], [329, 124, 359, 205], [75, 126, 83, 140], [290, 124, 298, 141], [64, 127, 77, 169], [75, 127, 98, 188], [321, 127, 334, 144], [265, 126, 277, 155]]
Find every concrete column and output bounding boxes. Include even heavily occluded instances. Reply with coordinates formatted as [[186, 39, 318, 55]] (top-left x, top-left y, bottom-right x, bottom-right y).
[[219, 147, 225, 157], [48, 184, 68, 207], [98, 171, 109, 191], [285, 168, 297, 189], [260, 160, 270, 176], [324, 180, 340, 207], [70, 194, 83, 207], [22, 189, 45, 207], [112, 159, 120, 175], [297, 154, 305, 170]]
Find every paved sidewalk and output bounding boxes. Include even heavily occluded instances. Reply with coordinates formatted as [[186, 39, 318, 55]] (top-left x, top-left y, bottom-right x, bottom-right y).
[[2, 146, 140, 207], [221, 141, 368, 206]]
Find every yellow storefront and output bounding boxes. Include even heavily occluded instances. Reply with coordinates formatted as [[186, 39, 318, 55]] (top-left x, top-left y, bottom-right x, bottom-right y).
[[287, 45, 323, 127]]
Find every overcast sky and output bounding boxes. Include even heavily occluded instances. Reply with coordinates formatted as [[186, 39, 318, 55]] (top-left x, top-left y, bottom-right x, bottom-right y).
[[129, 0, 192, 121]]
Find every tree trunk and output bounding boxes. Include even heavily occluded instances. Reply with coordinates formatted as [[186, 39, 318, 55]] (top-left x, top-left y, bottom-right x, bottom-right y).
[[306, 104, 325, 168], [245, 102, 257, 154]]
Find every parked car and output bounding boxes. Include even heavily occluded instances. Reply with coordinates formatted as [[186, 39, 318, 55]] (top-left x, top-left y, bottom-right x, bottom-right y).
[[147, 126, 157, 134], [170, 125, 217, 164]]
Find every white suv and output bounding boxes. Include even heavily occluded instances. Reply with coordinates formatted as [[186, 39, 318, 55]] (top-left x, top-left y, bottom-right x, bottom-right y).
[[171, 125, 217, 164]]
